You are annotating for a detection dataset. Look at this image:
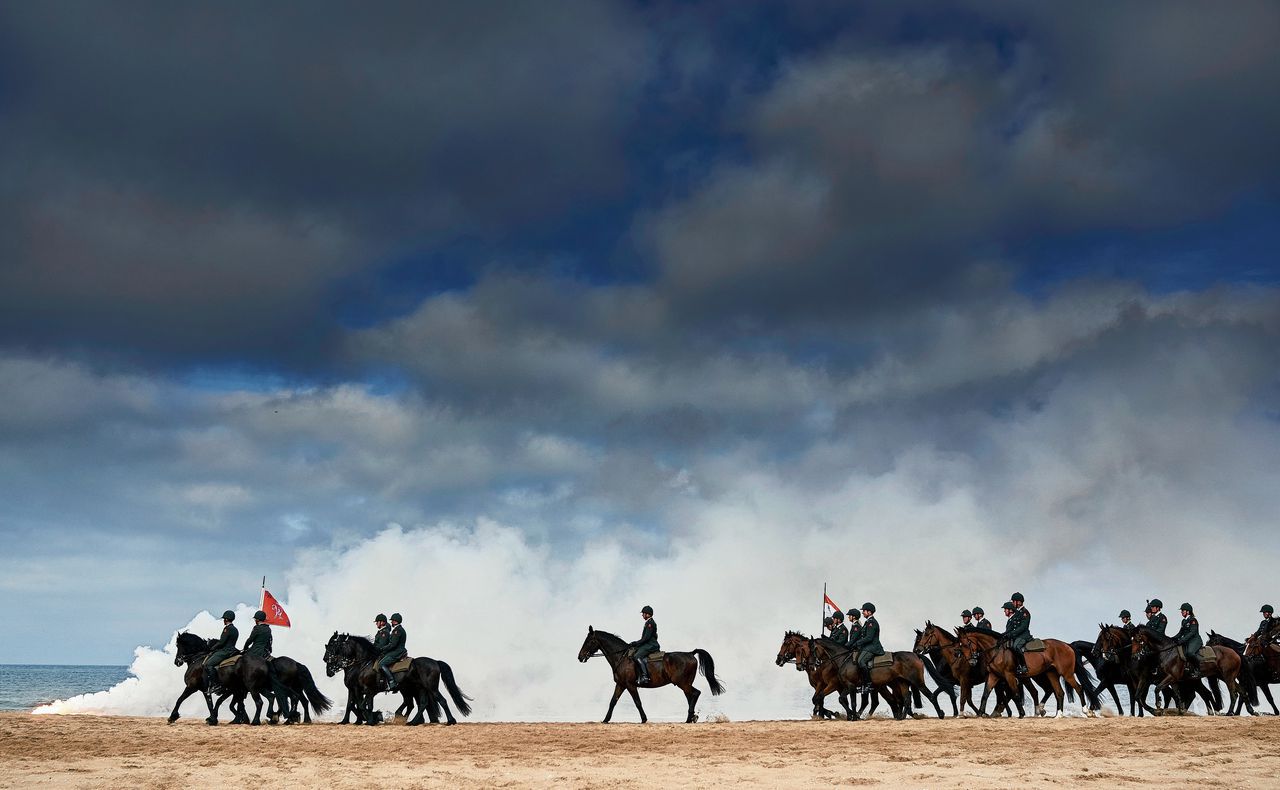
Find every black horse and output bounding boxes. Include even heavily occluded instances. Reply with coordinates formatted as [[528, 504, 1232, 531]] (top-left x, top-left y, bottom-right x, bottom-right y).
[[323, 632, 472, 726], [323, 632, 415, 723], [1208, 631, 1271, 715], [577, 626, 724, 723], [266, 656, 333, 723], [170, 632, 281, 725]]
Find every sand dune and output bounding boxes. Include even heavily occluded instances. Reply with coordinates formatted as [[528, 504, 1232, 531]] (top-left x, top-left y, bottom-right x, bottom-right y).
[[2, 711, 1279, 788]]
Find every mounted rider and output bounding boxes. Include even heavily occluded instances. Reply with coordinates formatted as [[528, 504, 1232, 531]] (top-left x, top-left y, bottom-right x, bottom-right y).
[[846, 609, 862, 643], [1256, 605, 1274, 641], [1119, 609, 1136, 635], [829, 609, 849, 646], [1145, 599, 1168, 634], [972, 606, 991, 630], [204, 609, 240, 693], [630, 605, 660, 685], [378, 613, 408, 691], [242, 610, 272, 658], [850, 602, 885, 693], [960, 609, 973, 629], [1173, 603, 1203, 679], [1004, 593, 1033, 676]]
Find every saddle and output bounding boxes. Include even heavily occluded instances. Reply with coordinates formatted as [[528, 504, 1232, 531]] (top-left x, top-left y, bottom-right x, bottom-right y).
[[1023, 639, 1046, 653], [216, 655, 242, 669], [851, 651, 894, 668], [1197, 647, 1218, 664], [390, 656, 413, 674]]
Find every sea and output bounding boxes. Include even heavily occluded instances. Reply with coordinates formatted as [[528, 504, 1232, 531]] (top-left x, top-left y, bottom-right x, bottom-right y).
[[0, 665, 130, 712]]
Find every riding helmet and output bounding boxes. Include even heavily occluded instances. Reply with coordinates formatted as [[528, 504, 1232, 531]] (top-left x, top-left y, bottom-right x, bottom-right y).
[[1011, 592, 1025, 602], [1148, 598, 1163, 609], [972, 606, 984, 616], [641, 605, 654, 615], [961, 610, 972, 618], [221, 609, 236, 621], [1179, 603, 1193, 613], [390, 612, 403, 623], [375, 613, 387, 622], [823, 616, 834, 628], [1119, 609, 1131, 619], [1262, 605, 1274, 614], [253, 610, 267, 621], [1002, 601, 1015, 611], [846, 609, 861, 619], [831, 610, 844, 621], [861, 602, 876, 613]]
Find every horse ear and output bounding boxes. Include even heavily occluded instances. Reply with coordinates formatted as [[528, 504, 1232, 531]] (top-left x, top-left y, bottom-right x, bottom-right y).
[[588, 625, 593, 633]]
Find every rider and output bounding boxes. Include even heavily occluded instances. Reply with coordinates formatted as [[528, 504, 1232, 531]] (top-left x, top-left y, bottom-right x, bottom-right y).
[[1255, 605, 1274, 640], [850, 602, 884, 694], [829, 609, 849, 646], [204, 609, 240, 693], [631, 605, 660, 685], [373, 613, 390, 654], [1173, 603, 1203, 679], [846, 609, 862, 644], [242, 610, 273, 658], [378, 613, 408, 691], [1146, 599, 1168, 634], [1004, 594, 1033, 676], [960, 610, 973, 629], [972, 606, 991, 630], [1119, 609, 1136, 635]]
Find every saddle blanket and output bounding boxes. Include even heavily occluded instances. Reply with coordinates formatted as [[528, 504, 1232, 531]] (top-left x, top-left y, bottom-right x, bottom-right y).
[[1024, 639, 1046, 653], [852, 651, 894, 668], [1198, 647, 1218, 663], [391, 657, 413, 674], [646, 651, 665, 662], [217, 655, 241, 669]]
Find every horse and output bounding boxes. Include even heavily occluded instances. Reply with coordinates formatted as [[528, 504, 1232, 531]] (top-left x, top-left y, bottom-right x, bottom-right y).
[[265, 656, 333, 724], [776, 631, 845, 719], [909, 625, 961, 717], [170, 632, 280, 725], [915, 623, 1034, 717], [323, 633, 472, 726], [958, 628, 1091, 717], [1207, 632, 1263, 715], [323, 632, 416, 723], [1131, 625, 1247, 716], [577, 626, 723, 723], [1239, 631, 1280, 715], [804, 635, 946, 720]]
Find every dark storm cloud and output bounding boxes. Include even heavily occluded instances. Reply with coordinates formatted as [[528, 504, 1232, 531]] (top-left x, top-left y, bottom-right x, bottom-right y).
[[0, 1, 654, 363]]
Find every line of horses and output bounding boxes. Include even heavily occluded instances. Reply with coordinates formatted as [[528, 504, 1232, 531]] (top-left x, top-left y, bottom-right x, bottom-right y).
[[169, 630, 472, 726], [776, 620, 1280, 721]]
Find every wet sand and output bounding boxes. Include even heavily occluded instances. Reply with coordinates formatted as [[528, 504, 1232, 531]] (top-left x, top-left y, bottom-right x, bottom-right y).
[[2, 711, 1279, 788]]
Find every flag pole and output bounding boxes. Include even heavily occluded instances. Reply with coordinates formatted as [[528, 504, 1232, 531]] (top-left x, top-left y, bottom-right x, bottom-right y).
[[822, 582, 827, 632], [261, 576, 266, 610]]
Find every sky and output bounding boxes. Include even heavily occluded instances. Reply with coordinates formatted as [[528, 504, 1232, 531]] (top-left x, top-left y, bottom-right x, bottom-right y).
[[4, 0, 1280, 720]]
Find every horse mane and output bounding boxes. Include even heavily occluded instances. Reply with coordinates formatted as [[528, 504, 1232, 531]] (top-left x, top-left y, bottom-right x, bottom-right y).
[[1209, 631, 1245, 650], [1135, 624, 1173, 645], [783, 630, 811, 640], [343, 633, 377, 652], [589, 629, 627, 648], [967, 626, 1003, 638], [175, 631, 209, 654]]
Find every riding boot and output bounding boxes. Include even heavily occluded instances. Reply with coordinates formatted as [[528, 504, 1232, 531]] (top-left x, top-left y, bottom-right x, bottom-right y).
[[1186, 657, 1201, 679], [637, 667, 650, 686], [381, 665, 398, 691], [204, 665, 220, 694]]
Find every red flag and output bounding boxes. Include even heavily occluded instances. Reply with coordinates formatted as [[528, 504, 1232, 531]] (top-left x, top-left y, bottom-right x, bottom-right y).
[[824, 594, 842, 617], [261, 589, 291, 627]]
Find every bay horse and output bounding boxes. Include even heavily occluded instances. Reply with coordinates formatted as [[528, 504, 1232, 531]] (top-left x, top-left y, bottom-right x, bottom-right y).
[[1207, 632, 1261, 715], [1239, 631, 1280, 715], [958, 628, 1091, 717], [775, 631, 844, 719], [170, 632, 281, 725], [1131, 625, 1246, 715], [803, 635, 946, 720], [577, 626, 724, 723], [915, 623, 1034, 716]]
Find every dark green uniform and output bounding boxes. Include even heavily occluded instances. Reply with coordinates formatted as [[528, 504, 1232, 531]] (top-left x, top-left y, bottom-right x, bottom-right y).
[[974, 617, 992, 630], [380, 623, 408, 667], [847, 620, 862, 644], [242, 623, 272, 658], [852, 616, 884, 673], [829, 623, 849, 646], [1146, 612, 1167, 634], [1173, 615, 1202, 654], [207, 623, 240, 668], [373, 624, 390, 653], [633, 618, 659, 661], [1255, 618, 1274, 640], [1005, 607, 1032, 661]]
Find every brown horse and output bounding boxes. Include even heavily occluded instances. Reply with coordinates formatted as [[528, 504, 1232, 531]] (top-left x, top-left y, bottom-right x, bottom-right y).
[[1241, 632, 1280, 714], [775, 631, 845, 719], [914, 623, 1032, 716], [577, 626, 724, 723], [1131, 626, 1246, 715], [804, 635, 946, 720], [958, 629, 1091, 717]]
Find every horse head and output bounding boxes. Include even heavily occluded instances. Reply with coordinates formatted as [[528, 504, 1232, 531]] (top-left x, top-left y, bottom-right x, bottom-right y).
[[776, 631, 808, 671], [1094, 624, 1127, 664], [323, 631, 343, 677], [173, 631, 208, 667], [577, 626, 601, 663]]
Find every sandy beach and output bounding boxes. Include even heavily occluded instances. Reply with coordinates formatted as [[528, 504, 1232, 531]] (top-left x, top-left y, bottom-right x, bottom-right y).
[[2, 712, 1279, 788]]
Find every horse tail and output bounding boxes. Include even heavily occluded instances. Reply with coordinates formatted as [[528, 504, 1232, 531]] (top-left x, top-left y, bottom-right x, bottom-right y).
[[695, 649, 725, 695], [1071, 644, 1100, 709], [438, 660, 473, 717], [299, 664, 333, 714], [921, 654, 957, 695]]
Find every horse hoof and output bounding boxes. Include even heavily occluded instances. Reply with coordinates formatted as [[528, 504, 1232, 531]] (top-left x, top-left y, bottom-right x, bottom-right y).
[[205, 718, 217, 726], [167, 715, 178, 725]]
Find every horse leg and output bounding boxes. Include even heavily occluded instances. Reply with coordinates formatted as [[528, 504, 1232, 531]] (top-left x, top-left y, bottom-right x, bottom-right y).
[[976, 677, 997, 717], [250, 691, 264, 725], [1261, 681, 1279, 715], [625, 684, 648, 724], [1044, 672, 1065, 717], [168, 686, 198, 724], [603, 682, 625, 723], [682, 682, 701, 723]]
